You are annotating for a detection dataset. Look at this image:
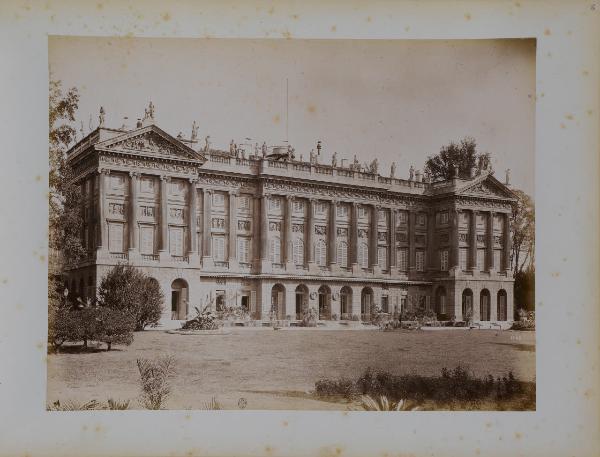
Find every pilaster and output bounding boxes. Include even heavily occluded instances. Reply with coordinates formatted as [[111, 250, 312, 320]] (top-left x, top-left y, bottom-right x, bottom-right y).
[[202, 189, 214, 268], [187, 178, 199, 264], [328, 199, 339, 272], [127, 171, 140, 261], [228, 191, 238, 269]]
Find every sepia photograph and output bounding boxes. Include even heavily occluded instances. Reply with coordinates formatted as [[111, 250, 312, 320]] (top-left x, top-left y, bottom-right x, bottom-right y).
[[46, 36, 536, 412]]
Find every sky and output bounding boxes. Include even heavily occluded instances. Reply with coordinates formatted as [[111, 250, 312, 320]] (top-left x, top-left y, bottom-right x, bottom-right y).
[[49, 37, 535, 195]]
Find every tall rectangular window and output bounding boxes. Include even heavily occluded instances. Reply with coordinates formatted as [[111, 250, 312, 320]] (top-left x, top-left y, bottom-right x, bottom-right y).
[[213, 236, 225, 261], [293, 238, 305, 266], [493, 250, 502, 270], [440, 250, 449, 271], [439, 295, 447, 314], [108, 223, 124, 252], [378, 247, 388, 270], [416, 250, 425, 272], [140, 226, 154, 254], [169, 227, 184, 256], [270, 237, 282, 264], [337, 241, 348, 268], [397, 248, 408, 271], [477, 248, 486, 270], [337, 204, 349, 218], [238, 237, 250, 263], [212, 193, 225, 207], [459, 248, 468, 270], [238, 195, 251, 211], [269, 197, 282, 212]]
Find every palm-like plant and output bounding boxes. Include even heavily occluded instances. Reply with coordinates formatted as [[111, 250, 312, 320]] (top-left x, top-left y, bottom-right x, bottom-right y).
[[358, 395, 421, 411]]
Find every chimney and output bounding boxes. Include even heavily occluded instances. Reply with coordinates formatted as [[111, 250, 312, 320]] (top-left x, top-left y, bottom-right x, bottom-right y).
[[505, 169, 511, 186]]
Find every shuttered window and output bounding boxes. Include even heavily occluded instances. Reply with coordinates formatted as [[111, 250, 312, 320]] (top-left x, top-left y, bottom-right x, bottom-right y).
[[416, 250, 425, 272], [213, 236, 225, 261], [315, 240, 327, 266], [358, 242, 369, 269], [378, 247, 388, 270], [169, 227, 184, 256], [477, 249, 486, 270], [238, 237, 250, 263], [140, 226, 154, 254], [459, 248, 468, 270], [397, 248, 408, 271], [293, 238, 304, 266], [270, 237, 282, 264], [336, 241, 348, 268], [108, 223, 124, 253], [440, 250, 449, 271]]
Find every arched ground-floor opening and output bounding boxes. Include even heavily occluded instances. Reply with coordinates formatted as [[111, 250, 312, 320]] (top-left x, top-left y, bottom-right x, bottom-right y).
[[497, 289, 508, 321], [340, 286, 353, 319], [318, 285, 332, 320], [480, 289, 491, 321], [171, 279, 189, 320], [361, 287, 374, 320], [271, 283, 285, 320], [435, 286, 447, 320], [462, 288, 473, 321], [295, 284, 309, 319]]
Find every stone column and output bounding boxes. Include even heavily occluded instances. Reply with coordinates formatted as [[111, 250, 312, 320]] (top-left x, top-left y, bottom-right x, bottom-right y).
[[389, 208, 397, 273], [260, 194, 270, 270], [370, 204, 379, 271], [306, 198, 316, 269], [408, 209, 416, 271], [97, 169, 109, 253], [285, 195, 294, 270], [350, 203, 359, 274], [328, 200, 338, 270], [228, 191, 237, 267], [487, 210, 494, 271], [128, 172, 139, 257], [503, 212, 511, 272], [469, 209, 478, 270], [158, 176, 170, 261], [202, 189, 213, 267], [87, 176, 94, 252], [188, 179, 198, 262], [426, 208, 435, 271], [451, 209, 460, 269]]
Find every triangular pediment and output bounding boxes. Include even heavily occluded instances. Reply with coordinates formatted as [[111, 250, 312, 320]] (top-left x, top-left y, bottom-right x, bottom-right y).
[[96, 125, 204, 162], [458, 173, 516, 200]]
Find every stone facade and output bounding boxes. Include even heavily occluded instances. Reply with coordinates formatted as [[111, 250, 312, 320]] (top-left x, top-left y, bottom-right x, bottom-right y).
[[63, 119, 516, 326]]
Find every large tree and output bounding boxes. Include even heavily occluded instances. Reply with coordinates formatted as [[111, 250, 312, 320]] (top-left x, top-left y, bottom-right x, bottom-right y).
[[424, 137, 490, 181], [510, 189, 535, 276], [49, 79, 86, 267]]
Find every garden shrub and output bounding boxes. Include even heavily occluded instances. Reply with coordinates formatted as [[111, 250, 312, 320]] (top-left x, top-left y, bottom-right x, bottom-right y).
[[95, 307, 135, 350], [136, 356, 175, 410], [97, 264, 164, 331], [299, 307, 318, 327]]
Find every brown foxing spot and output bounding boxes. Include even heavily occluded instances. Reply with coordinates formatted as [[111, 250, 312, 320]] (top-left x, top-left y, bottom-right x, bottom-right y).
[[515, 432, 523, 439], [464, 13, 472, 20], [161, 12, 171, 21], [281, 30, 292, 39], [282, 420, 288, 426], [292, 14, 299, 20], [551, 271, 560, 278], [366, 16, 372, 22], [96, 3, 103, 10], [268, 6, 275, 14], [35, 175, 42, 182], [544, 28, 551, 36], [307, 104, 316, 114], [565, 114, 574, 120], [331, 25, 337, 32], [587, 109, 593, 116], [560, 123, 566, 129], [582, 69, 589, 76], [273, 114, 280, 124]]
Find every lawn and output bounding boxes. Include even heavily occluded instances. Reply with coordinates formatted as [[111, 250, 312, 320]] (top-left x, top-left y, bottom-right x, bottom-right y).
[[47, 328, 535, 410]]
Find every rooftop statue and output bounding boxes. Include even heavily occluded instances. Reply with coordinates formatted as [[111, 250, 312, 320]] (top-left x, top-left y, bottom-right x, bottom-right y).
[[99, 106, 105, 127], [204, 135, 211, 152], [230, 140, 235, 155], [331, 151, 338, 167], [409, 165, 415, 181], [191, 121, 199, 142], [369, 158, 379, 174], [390, 161, 396, 178], [352, 154, 360, 171], [148, 101, 155, 119], [261, 141, 267, 157], [309, 149, 317, 164]]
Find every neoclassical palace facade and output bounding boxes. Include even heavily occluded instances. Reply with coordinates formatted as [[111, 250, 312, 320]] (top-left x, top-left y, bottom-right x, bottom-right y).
[[63, 113, 516, 327]]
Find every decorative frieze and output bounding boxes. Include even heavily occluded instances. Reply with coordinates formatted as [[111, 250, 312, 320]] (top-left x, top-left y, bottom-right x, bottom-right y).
[[378, 232, 388, 242], [212, 218, 225, 229], [108, 202, 125, 215], [476, 234, 486, 243], [439, 233, 450, 243], [238, 220, 251, 231], [337, 227, 348, 237], [169, 208, 185, 220], [358, 229, 369, 238], [415, 234, 426, 244], [292, 223, 305, 233], [140, 206, 155, 217], [397, 232, 408, 242], [315, 225, 327, 235], [269, 221, 282, 231], [494, 235, 504, 246], [459, 232, 468, 242], [99, 154, 199, 175]]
